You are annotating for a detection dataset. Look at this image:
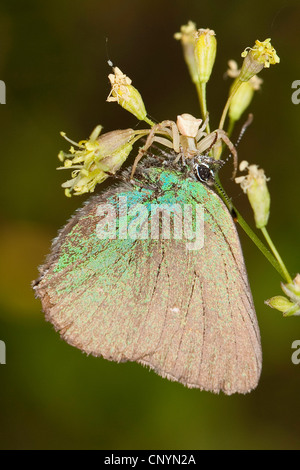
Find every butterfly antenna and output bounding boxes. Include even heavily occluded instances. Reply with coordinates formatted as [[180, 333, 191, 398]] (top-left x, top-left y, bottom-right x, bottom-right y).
[[235, 113, 253, 148], [216, 115, 254, 217], [213, 178, 233, 209], [224, 113, 253, 165], [105, 37, 114, 70]]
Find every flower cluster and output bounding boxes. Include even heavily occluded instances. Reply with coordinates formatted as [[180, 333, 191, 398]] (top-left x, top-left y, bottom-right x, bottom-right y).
[[266, 275, 300, 317], [58, 126, 136, 196], [59, 25, 280, 198], [240, 38, 280, 82], [56, 25, 300, 316]]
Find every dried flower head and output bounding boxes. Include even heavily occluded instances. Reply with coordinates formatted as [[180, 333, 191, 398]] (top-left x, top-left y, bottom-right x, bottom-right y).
[[174, 21, 198, 83], [107, 67, 150, 123], [235, 161, 270, 228], [174, 20, 197, 42]]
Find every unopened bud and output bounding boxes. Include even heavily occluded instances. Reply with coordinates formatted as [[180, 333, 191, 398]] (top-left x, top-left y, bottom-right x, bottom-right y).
[[97, 129, 135, 157], [98, 142, 133, 174], [265, 296, 299, 316], [228, 73, 262, 121], [265, 275, 300, 317]]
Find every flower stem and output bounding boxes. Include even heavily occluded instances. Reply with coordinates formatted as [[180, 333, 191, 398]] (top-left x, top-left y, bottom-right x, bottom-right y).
[[196, 82, 210, 133], [218, 80, 241, 130], [261, 227, 292, 283], [226, 117, 236, 138], [214, 176, 289, 280], [144, 116, 156, 127]]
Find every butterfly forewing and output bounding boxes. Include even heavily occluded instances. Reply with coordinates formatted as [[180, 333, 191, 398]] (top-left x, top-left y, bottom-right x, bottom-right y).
[[34, 166, 262, 395]]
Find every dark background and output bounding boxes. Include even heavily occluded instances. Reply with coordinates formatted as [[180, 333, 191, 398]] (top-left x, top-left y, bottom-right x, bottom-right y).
[[0, 0, 299, 450]]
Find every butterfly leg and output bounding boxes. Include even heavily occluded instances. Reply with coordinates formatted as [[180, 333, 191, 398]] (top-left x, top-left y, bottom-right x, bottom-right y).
[[130, 125, 160, 180]]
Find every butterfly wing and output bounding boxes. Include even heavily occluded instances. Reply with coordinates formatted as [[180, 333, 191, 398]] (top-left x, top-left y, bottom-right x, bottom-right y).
[[34, 168, 261, 395]]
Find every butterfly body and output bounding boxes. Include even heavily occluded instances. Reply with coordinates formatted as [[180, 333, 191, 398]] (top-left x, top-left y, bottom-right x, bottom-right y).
[[34, 158, 262, 395]]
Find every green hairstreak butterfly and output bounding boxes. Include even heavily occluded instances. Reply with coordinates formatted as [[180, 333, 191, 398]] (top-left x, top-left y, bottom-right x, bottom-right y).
[[33, 152, 261, 395]]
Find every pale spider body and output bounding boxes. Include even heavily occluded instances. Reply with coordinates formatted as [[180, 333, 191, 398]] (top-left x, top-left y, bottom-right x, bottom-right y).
[[130, 113, 237, 182]]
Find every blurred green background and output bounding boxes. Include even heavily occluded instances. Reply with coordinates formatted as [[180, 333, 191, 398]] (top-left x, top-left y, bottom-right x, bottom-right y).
[[0, 0, 299, 450]]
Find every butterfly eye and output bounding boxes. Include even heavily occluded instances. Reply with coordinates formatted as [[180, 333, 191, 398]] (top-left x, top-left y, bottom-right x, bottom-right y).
[[194, 162, 214, 183]]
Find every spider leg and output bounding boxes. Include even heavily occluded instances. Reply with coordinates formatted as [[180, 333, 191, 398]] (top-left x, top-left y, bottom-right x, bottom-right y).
[[197, 130, 238, 178], [218, 131, 238, 178], [130, 120, 179, 179], [205, 132, 218, 154], [106, 171, 131, 183], [146, 142, 177, 160], [196, 131, 218, 155], [130, 125, 157, 179], [199, 114, 209, 133]]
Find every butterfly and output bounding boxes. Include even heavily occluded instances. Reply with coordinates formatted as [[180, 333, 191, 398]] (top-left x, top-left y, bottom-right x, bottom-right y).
[[33, 154, 262, 395]]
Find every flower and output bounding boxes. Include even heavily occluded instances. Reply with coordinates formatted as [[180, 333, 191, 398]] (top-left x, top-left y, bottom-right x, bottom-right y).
[[241, 39, 280, 67], [58, 126, 135, 196], [265, 274, 300, 317], [174, 20, 197, 42], [174, 21, 198, 83], [194, 28, 217, 83], [107, 67, 153, 125], [239, 38, 280, 82], [235, 161, 270, 228], [227, 60, 263, 89]]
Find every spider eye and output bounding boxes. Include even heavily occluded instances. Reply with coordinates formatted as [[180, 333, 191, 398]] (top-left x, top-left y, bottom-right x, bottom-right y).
[[195, 163, 214, 183]]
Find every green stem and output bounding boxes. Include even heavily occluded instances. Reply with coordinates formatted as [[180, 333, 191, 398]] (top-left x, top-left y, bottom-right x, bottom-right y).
[[236, 211, 284, 278], [261, 227, 292, 283], [196, 82, 210, 133], [215, 117, 236, 160], [226, 117, 236, 139], [219, 80, 241, 130], [214, 176, 288, 280], [143, 116, 156, 127]]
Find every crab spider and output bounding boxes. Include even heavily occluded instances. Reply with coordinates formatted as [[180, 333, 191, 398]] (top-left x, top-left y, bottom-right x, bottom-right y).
[[130, 113, 238, 180]]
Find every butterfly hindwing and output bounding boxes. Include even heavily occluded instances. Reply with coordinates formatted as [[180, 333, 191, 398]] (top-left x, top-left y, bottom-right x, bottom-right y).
[[34, 167, 262, 395]]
